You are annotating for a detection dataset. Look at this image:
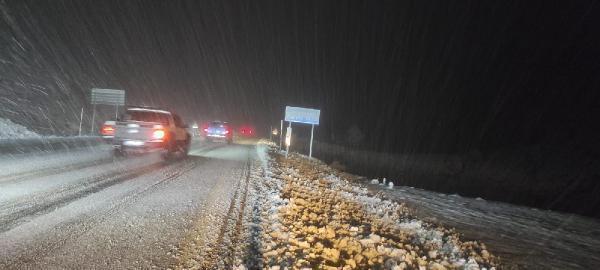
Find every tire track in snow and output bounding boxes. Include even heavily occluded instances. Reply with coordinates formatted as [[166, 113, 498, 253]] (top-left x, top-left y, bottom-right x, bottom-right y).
[[173, 147, 253, 270], [0, 157, 114, 186], [239, 156, 274, 269], [0, 139, 215, 187], [0, 161, 166, 233], [0, 157, 203, 269], [225, 155, 252, 268], [200, 161, 245, 269], [0, 141, 222, 213]]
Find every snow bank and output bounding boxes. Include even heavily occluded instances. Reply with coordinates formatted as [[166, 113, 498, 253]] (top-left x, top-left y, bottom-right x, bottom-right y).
[[0, 118, 40, 139], [257, 150, 499, 269]]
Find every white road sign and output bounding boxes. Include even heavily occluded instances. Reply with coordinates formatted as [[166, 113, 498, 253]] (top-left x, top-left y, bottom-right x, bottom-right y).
[[91, 88, 125, 106], [284, 106, 320, 125]]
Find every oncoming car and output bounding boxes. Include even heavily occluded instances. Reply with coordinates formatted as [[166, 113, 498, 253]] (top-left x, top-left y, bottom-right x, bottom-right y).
[[112, 107, 191, 159]]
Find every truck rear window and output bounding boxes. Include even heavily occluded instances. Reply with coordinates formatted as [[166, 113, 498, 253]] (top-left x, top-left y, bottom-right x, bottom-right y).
[[124, 111, 170, 124]]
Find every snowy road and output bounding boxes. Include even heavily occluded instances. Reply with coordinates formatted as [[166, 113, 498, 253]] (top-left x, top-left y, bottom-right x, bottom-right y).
[[0, 139, 257, 269]]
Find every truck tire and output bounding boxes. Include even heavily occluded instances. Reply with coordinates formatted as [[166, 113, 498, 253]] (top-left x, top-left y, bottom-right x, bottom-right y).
[[180, 136, 191, 157], [113, 148, 125, 158], [162, 134, 177, 161]]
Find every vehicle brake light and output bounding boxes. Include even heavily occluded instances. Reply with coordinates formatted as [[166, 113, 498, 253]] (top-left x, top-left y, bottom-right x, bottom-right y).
[[153, 129, 165, 140], [225, 129, 230, 134], [101, 125, 114, 135]]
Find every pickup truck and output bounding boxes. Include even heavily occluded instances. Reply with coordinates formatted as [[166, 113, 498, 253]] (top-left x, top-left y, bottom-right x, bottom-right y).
[[112, 107, 191, 159]]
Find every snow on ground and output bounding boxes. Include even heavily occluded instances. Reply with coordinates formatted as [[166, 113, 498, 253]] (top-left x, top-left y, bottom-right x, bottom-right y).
[[370, 182, 600, 269], [233, 142, 499, 269], [0, 144, 111, 178], [0, 118, 40, 139], [0, 141, 254, 269]]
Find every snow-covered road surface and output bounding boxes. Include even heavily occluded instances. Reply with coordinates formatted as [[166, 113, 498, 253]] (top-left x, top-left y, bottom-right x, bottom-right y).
[[3, 138, 597, 269], [372, 183, 600, 269], [0, 139, 257, 269]]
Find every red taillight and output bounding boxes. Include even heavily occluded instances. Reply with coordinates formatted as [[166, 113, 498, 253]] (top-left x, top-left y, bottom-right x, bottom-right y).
[[203, 128, 208, 132], [239, 126, 253, 136], [101, 125, 114, 135], [225, 129, 230, 134]]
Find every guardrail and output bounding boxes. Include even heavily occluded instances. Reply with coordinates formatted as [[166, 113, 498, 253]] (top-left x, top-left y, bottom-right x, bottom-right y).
[[0, 136, 104, 154]]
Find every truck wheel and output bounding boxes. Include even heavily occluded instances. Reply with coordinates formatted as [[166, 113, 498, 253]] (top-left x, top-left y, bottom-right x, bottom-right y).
[[179, 137, 191, 157], [184, 136, 191, 155], [181, 145, 189, 157], [162, 135, 177, 161], [113, 148, 125, 158]]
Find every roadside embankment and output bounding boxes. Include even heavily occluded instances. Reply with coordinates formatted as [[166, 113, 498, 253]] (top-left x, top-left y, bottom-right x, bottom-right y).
[[256, 145, 499, 269]]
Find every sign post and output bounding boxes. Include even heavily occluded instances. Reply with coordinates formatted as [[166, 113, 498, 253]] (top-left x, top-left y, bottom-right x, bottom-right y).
[[285, 124, 292, 158], [90, 104, 96, 134], [310, 124, 315, 158], [90, 88, 125, 134], [284, 106, 320, 158], [78, 107, 84, 136], [279, 120, 283, 150]]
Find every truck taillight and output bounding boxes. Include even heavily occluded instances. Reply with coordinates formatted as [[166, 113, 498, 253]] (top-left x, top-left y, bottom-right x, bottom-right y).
[[153, 130, 165, 140], [101, 125, 114, 135]]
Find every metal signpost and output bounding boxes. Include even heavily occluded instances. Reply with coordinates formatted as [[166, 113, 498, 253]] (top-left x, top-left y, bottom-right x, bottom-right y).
[[279, 120, 283, 150], [78, 107, 84, 136], [285, 125, 292, 158], [90, 88, 125, 133], [284, 106, 320, 158]]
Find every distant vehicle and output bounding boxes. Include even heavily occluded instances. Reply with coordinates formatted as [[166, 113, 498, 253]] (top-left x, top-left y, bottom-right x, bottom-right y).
[[238, 125, 255, 137], [100, 120, 116, 141], [112, 107, 191, 159], [203, 121, 233, 144]]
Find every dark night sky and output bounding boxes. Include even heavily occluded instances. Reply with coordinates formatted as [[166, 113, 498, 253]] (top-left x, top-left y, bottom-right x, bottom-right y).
[[2, 0, 600, 154]]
